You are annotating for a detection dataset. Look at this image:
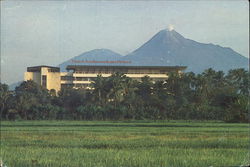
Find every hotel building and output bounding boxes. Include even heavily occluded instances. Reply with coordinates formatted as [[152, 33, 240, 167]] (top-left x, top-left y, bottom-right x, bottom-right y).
[[24, 65, 187, 92]]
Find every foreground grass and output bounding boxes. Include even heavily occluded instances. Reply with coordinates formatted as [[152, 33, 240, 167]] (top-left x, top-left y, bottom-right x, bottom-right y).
[[0, 121, 249, 167]]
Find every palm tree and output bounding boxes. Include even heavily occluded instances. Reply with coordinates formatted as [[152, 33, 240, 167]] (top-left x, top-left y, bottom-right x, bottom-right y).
[[227, 68, 249, 95], [91, 75, 110, 106], [108, 73, 131, 107]]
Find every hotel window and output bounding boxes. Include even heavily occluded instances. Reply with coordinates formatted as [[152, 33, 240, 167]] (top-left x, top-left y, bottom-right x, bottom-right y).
[[61, 84, 74, 89], [48, 68, 59, 72], [76, 77, 89, 81], [61, 76, 74, 81], [42, 75, 47, 88], [160, 70, 167, 74]]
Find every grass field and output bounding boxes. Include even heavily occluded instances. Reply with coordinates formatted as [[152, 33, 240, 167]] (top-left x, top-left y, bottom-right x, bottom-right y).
[[0, 120, 249, 167]]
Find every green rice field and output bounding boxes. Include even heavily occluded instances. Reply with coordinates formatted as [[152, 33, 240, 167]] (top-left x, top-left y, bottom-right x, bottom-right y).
[[0, 121, 249, 167]]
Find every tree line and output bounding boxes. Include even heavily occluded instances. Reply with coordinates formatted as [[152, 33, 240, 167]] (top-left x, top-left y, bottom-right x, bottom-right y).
[[0, 68, 249, 122]]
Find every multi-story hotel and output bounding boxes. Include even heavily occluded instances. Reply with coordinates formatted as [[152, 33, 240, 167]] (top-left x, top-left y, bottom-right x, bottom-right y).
[[24, 65, 187, 92]]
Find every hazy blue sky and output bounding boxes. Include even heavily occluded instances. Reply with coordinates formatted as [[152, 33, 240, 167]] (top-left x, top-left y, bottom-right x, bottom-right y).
[[1, 0, 249, 85]]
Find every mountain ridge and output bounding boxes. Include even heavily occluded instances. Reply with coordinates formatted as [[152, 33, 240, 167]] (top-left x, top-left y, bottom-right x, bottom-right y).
[[59, 29, 248, 73]]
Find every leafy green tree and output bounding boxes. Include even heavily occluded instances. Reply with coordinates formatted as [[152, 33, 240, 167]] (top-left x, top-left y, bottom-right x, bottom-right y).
[[0, 83, 13, 119], [14, 80, 53, 119], [56, 87, 86, 119], [9, 80, 73, 120], [1, 67, 247, 122], [122, 79, 141, 119], [136, 76, 153, 102]]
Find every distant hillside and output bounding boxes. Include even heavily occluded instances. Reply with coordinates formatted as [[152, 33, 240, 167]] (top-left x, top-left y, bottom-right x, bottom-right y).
[[59, 49, 123, 71]]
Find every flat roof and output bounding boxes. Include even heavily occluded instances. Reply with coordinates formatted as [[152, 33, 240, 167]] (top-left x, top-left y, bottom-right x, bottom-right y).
[[27, 65, 60, 69], [27, 65, 60, 72], [66, 65, 187, 71]]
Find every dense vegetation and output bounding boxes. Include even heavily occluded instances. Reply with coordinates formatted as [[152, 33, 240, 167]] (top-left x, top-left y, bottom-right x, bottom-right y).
[[0, 68, 249, 122], [1, 121, 249, 167]]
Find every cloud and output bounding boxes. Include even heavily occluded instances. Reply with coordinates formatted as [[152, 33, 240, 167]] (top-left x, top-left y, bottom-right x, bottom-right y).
[[167, 24, 174, 31]]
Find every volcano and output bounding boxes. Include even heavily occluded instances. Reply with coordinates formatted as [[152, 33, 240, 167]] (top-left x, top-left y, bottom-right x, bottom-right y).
[[121, 29, 248, 73]]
